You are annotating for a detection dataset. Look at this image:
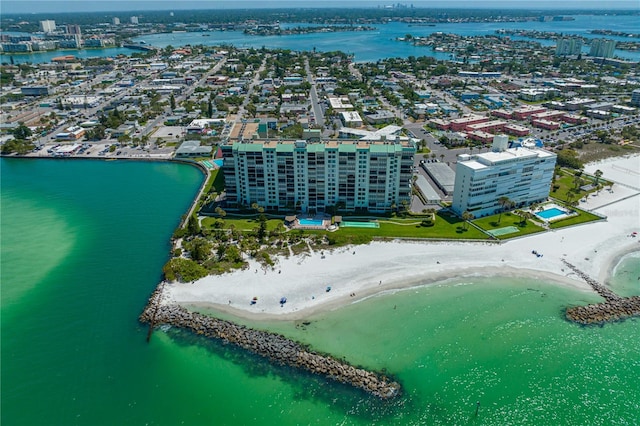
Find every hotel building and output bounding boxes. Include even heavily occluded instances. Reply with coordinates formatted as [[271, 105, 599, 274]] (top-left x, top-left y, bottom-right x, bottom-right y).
[[452, 135, 556, 217], [221, 139, 415, 213]]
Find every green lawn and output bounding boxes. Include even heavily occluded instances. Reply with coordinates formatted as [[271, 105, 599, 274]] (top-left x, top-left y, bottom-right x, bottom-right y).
[[203, 211, 489, 244], [472, 212, 546, 240], [548, 207, 603, 229], [202, 216, 283, 232], [305, 213, 489, 243], [550, 169, 612, 203]]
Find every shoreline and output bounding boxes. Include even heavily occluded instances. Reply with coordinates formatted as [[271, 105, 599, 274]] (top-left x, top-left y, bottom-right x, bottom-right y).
[[162, 154, 640, 322], [178, 245, 638, 323]]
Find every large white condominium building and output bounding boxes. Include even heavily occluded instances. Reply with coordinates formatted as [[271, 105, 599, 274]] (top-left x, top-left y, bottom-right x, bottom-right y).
[[452, 135, 557, 218], [39, 20, 56, 33], [221, 139, 415, 213]]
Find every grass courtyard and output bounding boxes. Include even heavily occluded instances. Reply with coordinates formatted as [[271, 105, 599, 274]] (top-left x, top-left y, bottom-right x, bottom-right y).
[[472, 212, 546, 240]]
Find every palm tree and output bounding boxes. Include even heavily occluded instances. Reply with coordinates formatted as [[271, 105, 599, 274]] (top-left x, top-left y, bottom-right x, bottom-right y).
[[573, 174, 583, 190], [462, 210, 474, 230], [594, 169, 603, 186], [519, 210, 533, 226], [497, 196, 512, 223], [566, 191, 574, 204]]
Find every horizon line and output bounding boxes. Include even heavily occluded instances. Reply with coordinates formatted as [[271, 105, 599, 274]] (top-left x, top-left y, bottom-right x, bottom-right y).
[[2, 1, 639, 15]]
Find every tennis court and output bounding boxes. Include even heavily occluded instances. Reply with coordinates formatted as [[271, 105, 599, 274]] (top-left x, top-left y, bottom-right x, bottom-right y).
[[487, 226, 520, 237], [341, 221, 380, 228]]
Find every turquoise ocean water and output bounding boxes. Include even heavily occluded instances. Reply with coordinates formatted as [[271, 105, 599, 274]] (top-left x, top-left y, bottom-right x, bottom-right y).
[[2, 157, 639, 425]]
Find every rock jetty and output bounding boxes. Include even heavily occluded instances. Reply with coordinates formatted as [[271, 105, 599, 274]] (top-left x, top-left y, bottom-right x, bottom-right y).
[[140, 288, 401, 399], [566, 296, 640, 325], [562, 260, 640, 325]]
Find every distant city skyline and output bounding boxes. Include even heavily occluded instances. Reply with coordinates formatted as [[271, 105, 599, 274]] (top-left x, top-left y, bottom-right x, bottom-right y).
[[2, 0, 638, 14]]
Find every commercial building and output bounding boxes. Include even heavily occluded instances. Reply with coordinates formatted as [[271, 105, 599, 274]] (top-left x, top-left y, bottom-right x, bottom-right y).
[[21, 86, 50, 96], [512, 105, 547, 120], [503, 123, 530, 137], [531, 119, 561, 130], [340, 111, 363, 128], [452, 135, 556, 217], [175, 141, 213, 158], [328, 96, 354, 111], [55, 126, 86, 141], [220, 139, 415, 213], [465, 120, 507, 134], [449, 114, 489, 132]]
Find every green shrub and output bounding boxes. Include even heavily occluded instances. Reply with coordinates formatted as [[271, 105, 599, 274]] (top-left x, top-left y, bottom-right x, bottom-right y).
[[162, 258, 208, 282]]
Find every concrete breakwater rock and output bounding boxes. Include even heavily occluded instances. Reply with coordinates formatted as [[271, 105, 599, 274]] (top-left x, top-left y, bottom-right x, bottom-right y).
[[566, 296, 640, 325], [140, 289, 401, 399], [562, 260, 640, 325]]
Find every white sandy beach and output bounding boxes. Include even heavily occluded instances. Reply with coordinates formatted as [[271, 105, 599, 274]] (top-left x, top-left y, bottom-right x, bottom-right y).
[[164, 155, 640, 320]]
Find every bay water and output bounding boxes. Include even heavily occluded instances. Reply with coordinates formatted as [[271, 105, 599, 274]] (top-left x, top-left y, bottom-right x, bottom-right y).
[[4, 14, 639, 64], [2, 157, 639, 425]]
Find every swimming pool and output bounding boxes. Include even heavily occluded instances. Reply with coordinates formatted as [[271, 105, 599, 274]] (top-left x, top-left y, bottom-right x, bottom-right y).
[[213, 159, 224, 167], [341, 221, 380, 228], [536, 207, 568, 220], [298, 218, 325, 227]]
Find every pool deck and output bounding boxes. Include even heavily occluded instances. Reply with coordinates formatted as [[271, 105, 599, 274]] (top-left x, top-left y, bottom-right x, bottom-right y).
[[290, 216, 330, 230], [533, 203, 576, 223]]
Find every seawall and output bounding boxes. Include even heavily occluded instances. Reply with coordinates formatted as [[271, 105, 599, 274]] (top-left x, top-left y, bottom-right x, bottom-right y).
[[140, 287, 401, 399]]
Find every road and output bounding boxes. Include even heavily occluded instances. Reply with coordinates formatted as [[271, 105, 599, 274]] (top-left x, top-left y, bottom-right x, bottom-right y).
[[305, 59, 325, 128]]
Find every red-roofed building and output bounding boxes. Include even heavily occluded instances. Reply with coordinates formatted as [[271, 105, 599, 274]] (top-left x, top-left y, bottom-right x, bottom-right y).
[[449, 115, 489, 131], [512, 105, 547, 120], [532, 119, 560, 130]]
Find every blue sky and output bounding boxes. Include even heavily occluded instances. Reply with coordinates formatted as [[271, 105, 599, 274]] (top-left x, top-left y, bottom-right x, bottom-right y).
[[2, 0, 638, 14]]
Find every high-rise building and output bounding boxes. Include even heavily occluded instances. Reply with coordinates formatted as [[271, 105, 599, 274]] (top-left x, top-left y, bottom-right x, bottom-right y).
[[589, 39, 616, 58], [130, 16, 139, 24], [66, 24, 82, 46], [452, 135, 556, 217], [39, 20, 56, 33], [631, 89, 640, 107], [112, 17, 120, 25], [555, 38, 582, 56], [221, 139, 415, 213]]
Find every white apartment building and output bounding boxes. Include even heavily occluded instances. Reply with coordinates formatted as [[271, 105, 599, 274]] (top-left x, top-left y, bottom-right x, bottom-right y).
[[589, 39, 616, 58], [39, 20, 56, 33], [452, 135, 556, 217], [555, 38, 582, 56], [221, 139, 415, 213]]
